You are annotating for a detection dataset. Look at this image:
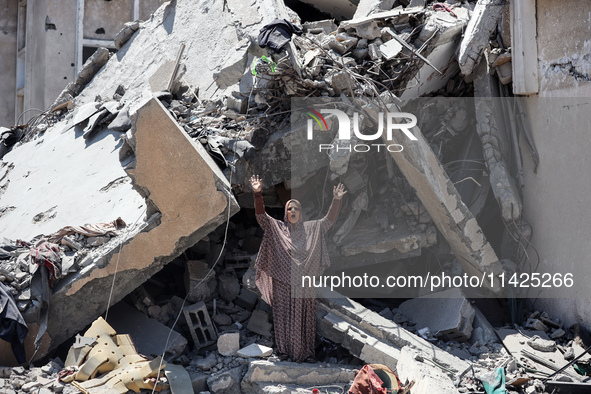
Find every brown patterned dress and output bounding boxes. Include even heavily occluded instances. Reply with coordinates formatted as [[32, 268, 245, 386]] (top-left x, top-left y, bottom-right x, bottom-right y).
[[254, 193, 340, 362]]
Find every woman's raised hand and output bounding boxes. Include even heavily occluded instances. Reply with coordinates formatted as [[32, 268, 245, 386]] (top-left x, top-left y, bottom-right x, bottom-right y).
[[333, 183, 347, 200], [250, 175, 263, 193]]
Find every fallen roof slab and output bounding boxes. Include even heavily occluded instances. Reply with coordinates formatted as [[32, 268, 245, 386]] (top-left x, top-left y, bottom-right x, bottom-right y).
[[0, 97, 239, 365], [45, 97, 239, 354]]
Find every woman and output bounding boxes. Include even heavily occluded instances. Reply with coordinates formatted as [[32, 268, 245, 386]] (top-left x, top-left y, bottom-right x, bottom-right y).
[[250, 175, 346, 362]]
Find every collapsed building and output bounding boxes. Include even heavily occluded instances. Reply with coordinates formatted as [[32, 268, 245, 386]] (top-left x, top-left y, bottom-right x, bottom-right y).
[[0, 0, 591, 393]]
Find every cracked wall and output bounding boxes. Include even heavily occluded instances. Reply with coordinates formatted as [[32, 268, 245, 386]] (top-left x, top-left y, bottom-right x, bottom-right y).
[[519, 0, 591, 326], [537, 0, 591, 96]]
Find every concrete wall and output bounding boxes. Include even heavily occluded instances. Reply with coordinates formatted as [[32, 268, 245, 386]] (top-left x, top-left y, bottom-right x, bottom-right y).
[[140, 0, 167, 21], [84, 0, 133, 39], [520, 0, 591, 327], [535, 0, 591, 97], [24, 0, 47, 123], [0, 0, 166, 126], [0, 0, 18, 127], [45, 0, 77, 109]]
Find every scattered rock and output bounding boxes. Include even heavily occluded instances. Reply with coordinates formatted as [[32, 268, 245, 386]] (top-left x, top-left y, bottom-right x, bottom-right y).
[[237, 344, 273, 358], [217, 333, 240, 357]]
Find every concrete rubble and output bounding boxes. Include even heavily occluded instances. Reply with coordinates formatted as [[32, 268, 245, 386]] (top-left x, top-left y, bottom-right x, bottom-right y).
[[0, 0, 589, 394]]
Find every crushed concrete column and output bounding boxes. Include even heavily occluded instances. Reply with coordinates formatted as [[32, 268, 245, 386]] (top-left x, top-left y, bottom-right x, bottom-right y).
[[456, 0, 505, 76], [384, 114, 503, 292], [473, 57, 522, 221]]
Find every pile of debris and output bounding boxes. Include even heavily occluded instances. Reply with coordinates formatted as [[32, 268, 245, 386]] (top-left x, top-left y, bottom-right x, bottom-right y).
[[0, 0, 588, 393], [0, 219, 127, 315]]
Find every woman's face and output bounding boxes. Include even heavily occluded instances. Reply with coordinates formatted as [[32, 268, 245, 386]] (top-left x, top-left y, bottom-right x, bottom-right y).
[[286, 202, 301, 224]]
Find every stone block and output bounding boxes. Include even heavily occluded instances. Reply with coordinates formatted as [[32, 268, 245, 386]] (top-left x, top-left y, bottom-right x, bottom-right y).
[[379, 39, 403, 59], [217, 333, 240, 356], [183, 302, 217, 349], [242, 360, 356, 393], [246, 310, 273, 337], [398, 288, 476, 342], [207, 366, 244, 394], [525, 318, 549, 332], [194, 353, 217, 371], [237, 344, 273, 358], [226, 95, 247, 114], [217, 275, 240, 302], [234, 288, 258, 311]]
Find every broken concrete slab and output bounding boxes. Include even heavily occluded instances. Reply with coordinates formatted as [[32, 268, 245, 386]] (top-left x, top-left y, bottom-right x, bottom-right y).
[[164, 363, 194, 394], [18, 96, 239, 363], [108, 302, 187, 358], [207, 366, 245, 394], [457, 0, 505, 76], [75, 0, 292, 110], [0, 117, 143, 241], [397, 288, 476, 342], [237, 344, 273, 358], [353, 0, 396, 19], [316, 288, 470, 376], [108, 107, 132, 132], [234, 288, 258, 311], [241, 360, 357, 393]]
